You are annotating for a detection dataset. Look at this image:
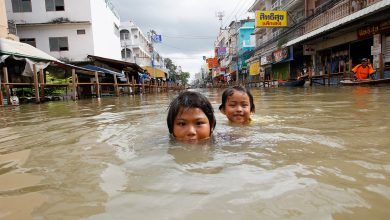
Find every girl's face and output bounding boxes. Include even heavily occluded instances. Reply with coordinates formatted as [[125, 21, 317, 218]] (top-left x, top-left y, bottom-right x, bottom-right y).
[[173, 107, 211, 143], [221, 91, 251, 124]]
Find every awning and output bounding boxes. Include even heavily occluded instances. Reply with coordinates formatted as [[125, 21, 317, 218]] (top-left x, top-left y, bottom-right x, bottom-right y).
[[142, 66, 167, 78], [83, 64, 127, 81], [286, 0, 390, 47], [87, 55, 143, 73], [249, 61, 260, 76], [0, 38, 59, 62]]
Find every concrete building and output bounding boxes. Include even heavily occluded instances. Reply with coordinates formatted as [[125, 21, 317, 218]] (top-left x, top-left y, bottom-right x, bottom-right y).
[[0, 0, 18, 40], [120, 21, 165, 71], [5, 0, 121, 62]]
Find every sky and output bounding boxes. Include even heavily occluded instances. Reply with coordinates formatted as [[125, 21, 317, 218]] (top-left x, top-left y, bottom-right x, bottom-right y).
[[110, 0, 255, 80]]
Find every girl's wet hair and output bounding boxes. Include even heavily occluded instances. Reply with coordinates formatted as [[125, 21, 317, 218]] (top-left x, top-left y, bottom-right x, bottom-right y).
[[219, 86, 255, 112], [167, 91, 216, 134]]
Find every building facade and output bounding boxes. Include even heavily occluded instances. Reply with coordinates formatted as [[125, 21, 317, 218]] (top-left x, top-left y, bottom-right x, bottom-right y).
[[5, 0, 121, 62], [120, 21, 165, 71]]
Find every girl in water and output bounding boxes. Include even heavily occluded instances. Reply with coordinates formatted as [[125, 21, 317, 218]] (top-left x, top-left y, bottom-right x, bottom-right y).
[[167, 91, 216, 143], [219, 86, 255, 124]]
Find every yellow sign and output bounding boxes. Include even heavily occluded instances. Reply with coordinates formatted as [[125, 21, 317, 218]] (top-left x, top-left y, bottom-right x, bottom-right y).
[[256, 11, 287, 27], [249, 61, 260, 76]]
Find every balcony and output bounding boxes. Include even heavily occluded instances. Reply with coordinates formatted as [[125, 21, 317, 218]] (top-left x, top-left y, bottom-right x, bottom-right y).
[[304, 0, 382, 34]]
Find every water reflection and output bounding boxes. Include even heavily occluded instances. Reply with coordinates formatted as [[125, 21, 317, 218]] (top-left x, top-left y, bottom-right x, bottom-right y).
[[0, 87, 389, 219]]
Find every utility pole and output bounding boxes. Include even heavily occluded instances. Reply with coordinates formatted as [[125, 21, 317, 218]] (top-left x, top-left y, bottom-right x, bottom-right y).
[[148, 29, 157, 78], [215, 11, 225, 30]]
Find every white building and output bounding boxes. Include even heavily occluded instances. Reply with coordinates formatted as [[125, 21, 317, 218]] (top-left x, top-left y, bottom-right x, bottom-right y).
[[5, 0, 121, 62], [120, 21, 165, 69]]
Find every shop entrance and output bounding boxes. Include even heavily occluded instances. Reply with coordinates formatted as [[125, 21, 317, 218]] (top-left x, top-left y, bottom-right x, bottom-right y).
[[350, 37, 373, 67]]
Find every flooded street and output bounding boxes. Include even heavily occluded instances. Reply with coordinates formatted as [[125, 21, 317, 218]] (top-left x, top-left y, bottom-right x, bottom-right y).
[[0, 86, 389, 219]]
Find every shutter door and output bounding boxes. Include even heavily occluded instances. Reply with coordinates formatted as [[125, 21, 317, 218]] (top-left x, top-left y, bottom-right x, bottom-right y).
[[385, 36, 390, 63]]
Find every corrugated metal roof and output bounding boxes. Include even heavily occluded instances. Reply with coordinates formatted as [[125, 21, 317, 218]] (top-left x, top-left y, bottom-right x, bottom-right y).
[[286, 0, 390, 47], [0, 38, 59, 62]]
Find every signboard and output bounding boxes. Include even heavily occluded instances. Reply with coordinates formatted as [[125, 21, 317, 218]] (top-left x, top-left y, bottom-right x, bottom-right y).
[[152, 35, 162, 43], [206, 57, 219, 69], [217, 47, 227, 56], [303, 44, 316, 55], [261, 55, 273, 65], [273, 47, 289, 63], [256, 11, 287, 27], [357, 20, 390, 39]]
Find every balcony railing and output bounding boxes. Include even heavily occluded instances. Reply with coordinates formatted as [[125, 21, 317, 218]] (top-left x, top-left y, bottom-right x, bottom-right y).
[[304, 0, 382, 34]]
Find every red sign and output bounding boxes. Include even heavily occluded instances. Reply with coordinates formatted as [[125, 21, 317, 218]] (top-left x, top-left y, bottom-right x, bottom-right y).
[[206, 58, 219, 69], [272, 47, 289, 63]]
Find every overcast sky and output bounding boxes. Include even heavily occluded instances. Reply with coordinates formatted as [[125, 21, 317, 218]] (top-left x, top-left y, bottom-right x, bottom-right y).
[[110, 0, 254, 78]]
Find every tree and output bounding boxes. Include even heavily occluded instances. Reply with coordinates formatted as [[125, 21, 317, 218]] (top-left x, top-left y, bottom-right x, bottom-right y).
[[180, 71, 190, 85], [164, 58, 178, 82]]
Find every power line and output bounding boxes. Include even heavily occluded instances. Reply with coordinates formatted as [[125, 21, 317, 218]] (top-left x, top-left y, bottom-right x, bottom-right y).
[[158, 42, 209, 52], [222, 0, 245, 27], [162, 35, 215, 40]]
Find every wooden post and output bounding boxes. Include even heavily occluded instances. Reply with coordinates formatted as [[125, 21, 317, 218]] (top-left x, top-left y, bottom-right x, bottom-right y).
[[2, 67, 10, 105], [126, 72, 130, 95], [71, 69, 77, 100], [142, 80, 145, 94], [95, 71, 100, 98], [379, 54, 383, 79], [33, 64, 40, 103], [39, 69, 45, 100], [113, 73, 119, 96], [0, 69, 4, 106], [131, 76, 135, 95]]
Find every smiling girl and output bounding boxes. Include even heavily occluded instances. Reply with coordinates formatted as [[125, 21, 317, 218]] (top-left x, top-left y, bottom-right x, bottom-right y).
[[219, 86, 255, 124]]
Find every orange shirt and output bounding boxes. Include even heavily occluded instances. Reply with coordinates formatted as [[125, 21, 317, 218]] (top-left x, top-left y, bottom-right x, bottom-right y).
[[352, 64, 375, 79]]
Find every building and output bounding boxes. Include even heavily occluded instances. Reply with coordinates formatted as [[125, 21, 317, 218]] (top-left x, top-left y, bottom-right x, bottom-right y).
[[5, 0, 122, 62], [120, 21, 166, 78], [0, 0, 18, 40], [249, 0, 390, 83]]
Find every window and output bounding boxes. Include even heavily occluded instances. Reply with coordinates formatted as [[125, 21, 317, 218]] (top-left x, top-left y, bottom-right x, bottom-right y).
[[49, 37, 68, 51], [113, 24, 119, 37], [120, 29, 130, 40], [11, 0, 32, 13], [77, 29, 86, 35], [121, 48, 132, 59], [45, 0, 65, 11], [20, 38, 36, 47]]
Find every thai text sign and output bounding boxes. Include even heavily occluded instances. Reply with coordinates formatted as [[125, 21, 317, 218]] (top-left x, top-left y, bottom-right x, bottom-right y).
[[256, 11, 287, 27], [206, 58, 219, 69]]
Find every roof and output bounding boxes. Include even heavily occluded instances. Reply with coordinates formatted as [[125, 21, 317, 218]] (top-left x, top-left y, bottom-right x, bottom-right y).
[[87, 55, 144, 72], [0, 38, 59, 62], [142, 66, 167, 78], [286, 0, 390, 47], [83, 64, 126, 81]]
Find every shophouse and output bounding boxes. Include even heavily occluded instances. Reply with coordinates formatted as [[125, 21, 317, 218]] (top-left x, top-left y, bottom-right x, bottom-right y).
[[286, 0, 390, 83], [249, 0, 305, 81], [5, 0, 122, 62], [0, 0, 17, 40]]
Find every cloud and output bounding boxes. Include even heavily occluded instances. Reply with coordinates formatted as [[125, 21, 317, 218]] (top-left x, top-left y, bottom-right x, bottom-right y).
[[110, 0, 254, 74]]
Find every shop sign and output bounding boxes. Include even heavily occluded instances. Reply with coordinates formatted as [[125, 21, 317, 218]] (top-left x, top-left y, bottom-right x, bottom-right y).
[[249, 61, 260, 76], [261, 55, 273, 65], [206, 57, 219, 69], [217, 47, 227, 56], [256, 11, 287, 27], [303, 44, 316, 55], [272, 47, 289, 63], [357, 20, 390, 39]]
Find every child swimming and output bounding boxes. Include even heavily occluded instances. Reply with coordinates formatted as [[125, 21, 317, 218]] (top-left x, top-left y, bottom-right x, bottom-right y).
[[219, 86, 255, 124], [167, 91, 216, 143]]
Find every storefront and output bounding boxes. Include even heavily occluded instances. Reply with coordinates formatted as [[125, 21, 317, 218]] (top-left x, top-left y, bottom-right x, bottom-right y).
[[248, 60, 260, 82], [272, 47, 294, 80], [260, 54, 273, 80]]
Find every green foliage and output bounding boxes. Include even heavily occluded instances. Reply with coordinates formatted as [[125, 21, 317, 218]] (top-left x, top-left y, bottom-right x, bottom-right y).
[[164, 58, 179, 82], [180, 72, 190, 85]]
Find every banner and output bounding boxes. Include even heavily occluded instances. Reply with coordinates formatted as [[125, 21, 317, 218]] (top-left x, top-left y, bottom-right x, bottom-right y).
[[256, 11, 287, 27], [249, 61, 260, 76]]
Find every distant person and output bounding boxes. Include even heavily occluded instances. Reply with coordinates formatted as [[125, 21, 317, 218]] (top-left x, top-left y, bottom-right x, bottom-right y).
[[352, 58, 375, 80], [10, 91, 19, 106], [167, 91, 216, 143], [219, 86, 255, 124]]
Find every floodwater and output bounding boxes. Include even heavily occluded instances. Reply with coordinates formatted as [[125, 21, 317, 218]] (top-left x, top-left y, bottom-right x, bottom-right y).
[[0, 86, 389, 220]]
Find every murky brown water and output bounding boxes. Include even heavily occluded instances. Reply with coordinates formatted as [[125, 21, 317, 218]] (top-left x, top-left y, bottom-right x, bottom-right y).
[[0, 86, 389, 219]]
